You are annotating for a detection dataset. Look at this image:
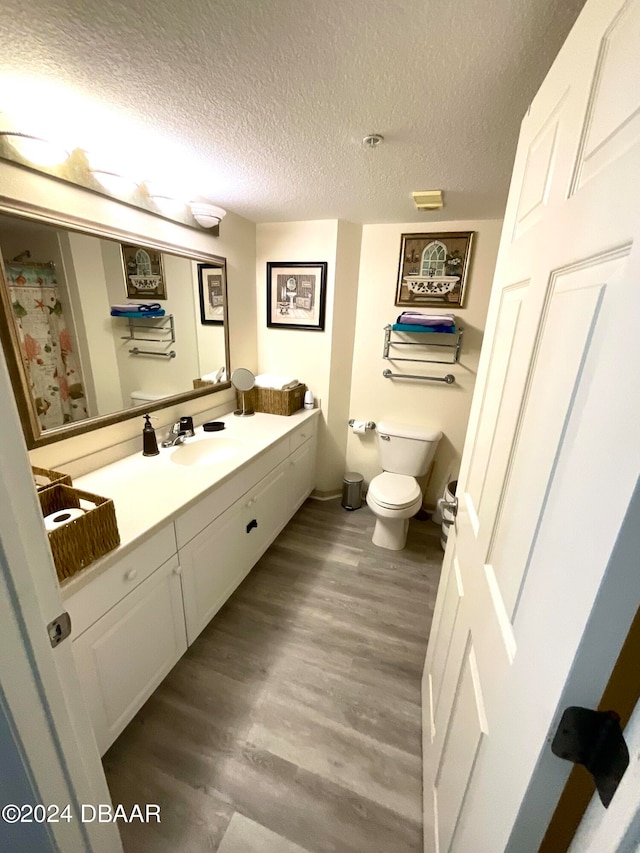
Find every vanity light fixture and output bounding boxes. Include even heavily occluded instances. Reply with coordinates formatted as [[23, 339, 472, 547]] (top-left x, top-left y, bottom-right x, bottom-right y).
[[412, 190, 444, 210], [189, 202, 227, 229], [0, 131, 70, 167]]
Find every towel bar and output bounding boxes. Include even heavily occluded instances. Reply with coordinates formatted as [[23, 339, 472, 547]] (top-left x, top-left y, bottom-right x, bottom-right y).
[[382, 368, 455, 384], [129, 347, 176, 359]]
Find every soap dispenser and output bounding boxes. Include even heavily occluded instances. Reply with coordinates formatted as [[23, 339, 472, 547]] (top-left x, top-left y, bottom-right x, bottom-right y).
[[142, 414, 159, 456]]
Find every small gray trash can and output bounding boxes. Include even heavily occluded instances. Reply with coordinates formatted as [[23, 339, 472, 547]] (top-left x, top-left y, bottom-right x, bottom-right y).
[[342, 472, 364, 510]]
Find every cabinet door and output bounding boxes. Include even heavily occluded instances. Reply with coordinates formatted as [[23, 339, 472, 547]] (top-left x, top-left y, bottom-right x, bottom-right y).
[[72, 555, 186, 756], [243, 462, 289, 559], [180, 495, 253, 645], [181, 462, 290, 646], [287, 436, 317, 515]]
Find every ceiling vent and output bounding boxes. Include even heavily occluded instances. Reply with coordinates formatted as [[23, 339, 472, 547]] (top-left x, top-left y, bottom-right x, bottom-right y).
[[412, 190, 443, 211]]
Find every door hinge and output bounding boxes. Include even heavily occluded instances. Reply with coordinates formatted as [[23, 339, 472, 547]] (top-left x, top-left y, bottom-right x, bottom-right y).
[[47, 611, 72, 648], [551, 706, 629, 807]]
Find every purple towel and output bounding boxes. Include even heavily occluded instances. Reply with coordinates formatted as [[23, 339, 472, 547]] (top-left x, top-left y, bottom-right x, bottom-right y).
[[397, 311, 455, 327]]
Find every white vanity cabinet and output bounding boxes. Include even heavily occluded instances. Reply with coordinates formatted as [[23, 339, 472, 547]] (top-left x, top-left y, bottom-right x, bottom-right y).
[[64, 411, 318, 755]]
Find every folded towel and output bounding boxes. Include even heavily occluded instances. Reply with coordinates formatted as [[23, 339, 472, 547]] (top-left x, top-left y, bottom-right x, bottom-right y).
[[201, 367, 226, 383], [111, 310, 165, 318], [254, 374, 300, 391], [397, 312, 455, 327], [391, 323, 457, 333], [110, 303, 163, 314]]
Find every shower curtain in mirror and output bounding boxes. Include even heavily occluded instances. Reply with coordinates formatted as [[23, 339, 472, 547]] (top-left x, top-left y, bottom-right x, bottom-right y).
[[5, 261, 88, 431]]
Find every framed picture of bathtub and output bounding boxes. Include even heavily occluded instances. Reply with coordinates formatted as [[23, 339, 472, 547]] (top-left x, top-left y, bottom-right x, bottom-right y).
[[395, 231, 474, 308], [198, 263, 225, 325], [121, 243, 167, 300], [266, 261, 327, 331]]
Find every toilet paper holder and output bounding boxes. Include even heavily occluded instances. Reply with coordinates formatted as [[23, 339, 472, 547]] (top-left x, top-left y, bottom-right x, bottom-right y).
[[348, 419, 376, 431]]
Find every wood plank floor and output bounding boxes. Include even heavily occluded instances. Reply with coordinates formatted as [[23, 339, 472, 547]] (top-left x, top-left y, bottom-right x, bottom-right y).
[[103, 498, 443, 852]]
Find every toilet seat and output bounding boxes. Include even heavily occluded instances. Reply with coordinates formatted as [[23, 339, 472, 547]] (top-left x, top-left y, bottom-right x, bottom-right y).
[[368, 473, 421, 510]]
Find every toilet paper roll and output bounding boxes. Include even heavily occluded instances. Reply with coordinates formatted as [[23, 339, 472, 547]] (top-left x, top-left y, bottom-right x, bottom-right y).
[[351, 420, 367, 435], [44, 507, 85, 531]]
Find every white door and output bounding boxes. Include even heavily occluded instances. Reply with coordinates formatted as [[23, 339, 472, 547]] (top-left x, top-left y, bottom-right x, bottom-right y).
[[0, 357, 121, 848], [422, 0, 640, 850]]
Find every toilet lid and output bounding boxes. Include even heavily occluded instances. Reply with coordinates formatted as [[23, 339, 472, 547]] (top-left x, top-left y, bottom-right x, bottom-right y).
[[369, 473, 421, 509]]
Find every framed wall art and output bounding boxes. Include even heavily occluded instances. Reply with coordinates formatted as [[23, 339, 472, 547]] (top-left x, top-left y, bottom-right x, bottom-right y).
[[121, 243, 167, 300], [266, 262, 327, 331], [395, 231, 474, 308], [198, 263, 225, 325]]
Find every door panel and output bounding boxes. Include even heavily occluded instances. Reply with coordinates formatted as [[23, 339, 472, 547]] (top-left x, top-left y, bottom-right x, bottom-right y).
[[573, 0, 640, 190], [490, 250, 629, 616]]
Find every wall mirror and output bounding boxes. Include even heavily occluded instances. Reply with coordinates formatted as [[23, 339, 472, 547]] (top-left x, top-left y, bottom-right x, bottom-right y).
[[0, 209, 231, 449]]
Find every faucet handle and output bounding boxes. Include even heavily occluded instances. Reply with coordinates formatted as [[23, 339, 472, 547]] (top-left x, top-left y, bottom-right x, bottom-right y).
[[179, 416, 195, 436]]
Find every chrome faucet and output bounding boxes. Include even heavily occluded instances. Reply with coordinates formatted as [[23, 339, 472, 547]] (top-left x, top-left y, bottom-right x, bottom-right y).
[[161, 416, 195, 448]]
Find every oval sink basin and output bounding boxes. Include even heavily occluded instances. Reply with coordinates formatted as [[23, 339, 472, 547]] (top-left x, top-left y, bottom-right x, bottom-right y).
[[169, 436, 242, 468]]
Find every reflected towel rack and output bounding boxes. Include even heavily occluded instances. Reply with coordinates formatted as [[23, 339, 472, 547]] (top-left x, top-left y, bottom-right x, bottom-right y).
[[120, 314, 175, 344], [129, 347, 176, 359], [383, 368, 455, 384]]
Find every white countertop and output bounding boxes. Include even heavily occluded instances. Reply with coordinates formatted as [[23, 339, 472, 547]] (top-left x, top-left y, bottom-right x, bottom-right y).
[[61, 408, 319, 597]]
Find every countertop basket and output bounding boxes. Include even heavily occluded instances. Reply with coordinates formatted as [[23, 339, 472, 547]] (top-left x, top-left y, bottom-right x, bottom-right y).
[[237, 384, 307, 416], [39, 484, 120, 582], [32, 465, 72, 492], [193, 378, 214, 390]]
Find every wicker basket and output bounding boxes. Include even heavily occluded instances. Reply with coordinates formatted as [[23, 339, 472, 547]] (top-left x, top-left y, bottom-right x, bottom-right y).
[[32, 465, 73, 492], [237, 384, 307, 416], [39, 484, 120, 582], [193, 378, 214, 390]]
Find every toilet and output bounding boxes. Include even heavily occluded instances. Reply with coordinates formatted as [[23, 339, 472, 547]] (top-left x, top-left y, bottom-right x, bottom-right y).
[[366, 420, 442, 550], [130, 389, 168, 408]]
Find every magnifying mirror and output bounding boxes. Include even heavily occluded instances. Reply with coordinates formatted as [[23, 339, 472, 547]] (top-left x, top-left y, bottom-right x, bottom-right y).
[[231, 368, 256, 417]]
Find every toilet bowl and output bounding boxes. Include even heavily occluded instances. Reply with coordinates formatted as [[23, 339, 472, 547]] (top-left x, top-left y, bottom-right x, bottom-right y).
[[366, 473, 423, 549], [367, 420, 442, 550]]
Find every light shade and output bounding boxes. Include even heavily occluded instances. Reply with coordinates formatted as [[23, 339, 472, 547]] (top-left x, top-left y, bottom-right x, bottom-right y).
[[91, 169, 139, 196], [189, 202, 226, 229], [149, 195, 187, 217], [3, 133, 69, 167]]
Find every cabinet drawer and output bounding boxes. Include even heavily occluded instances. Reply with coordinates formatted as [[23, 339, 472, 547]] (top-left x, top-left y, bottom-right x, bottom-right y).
[[175, 438, 289, 549], [66, 523, 177, 638], [290, 422, 315, 454]]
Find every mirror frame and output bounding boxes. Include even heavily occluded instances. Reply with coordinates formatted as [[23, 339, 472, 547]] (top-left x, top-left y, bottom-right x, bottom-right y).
[[0, 194, 232, 449]]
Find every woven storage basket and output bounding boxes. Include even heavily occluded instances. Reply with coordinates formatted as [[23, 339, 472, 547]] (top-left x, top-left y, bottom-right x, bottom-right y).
[[39, 484, 120, 582], [32, 465, 72, 492], [193, 378, 214, 390], [237, 384, 306, 416], [257, 384, 306, 415]]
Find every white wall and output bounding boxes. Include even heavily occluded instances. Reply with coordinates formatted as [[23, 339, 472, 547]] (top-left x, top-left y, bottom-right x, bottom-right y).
[[346, 219, 503, 506], [0, 160, 257, 473], [60, 232, 124, 414], [256, 219, 361, 494]]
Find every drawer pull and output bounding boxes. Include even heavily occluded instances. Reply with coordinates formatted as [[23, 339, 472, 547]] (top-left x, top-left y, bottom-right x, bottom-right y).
[[245, 497, 255, 507], [246, 519, 258, 533], [173, 566, 182, 576], [125, 569, 137, 582], [300, 433, 306, 439]]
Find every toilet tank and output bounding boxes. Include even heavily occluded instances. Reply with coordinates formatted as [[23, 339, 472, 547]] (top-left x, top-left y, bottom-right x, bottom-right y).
[[377, 420, 442, 476], [130, 390, 167, 408]]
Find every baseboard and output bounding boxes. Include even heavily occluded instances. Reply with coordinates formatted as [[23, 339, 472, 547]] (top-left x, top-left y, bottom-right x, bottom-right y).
[[310, 489, 342, 501]]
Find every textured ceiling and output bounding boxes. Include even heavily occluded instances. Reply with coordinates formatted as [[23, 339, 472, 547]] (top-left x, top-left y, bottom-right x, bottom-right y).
[[1, 0, 586, 224]]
